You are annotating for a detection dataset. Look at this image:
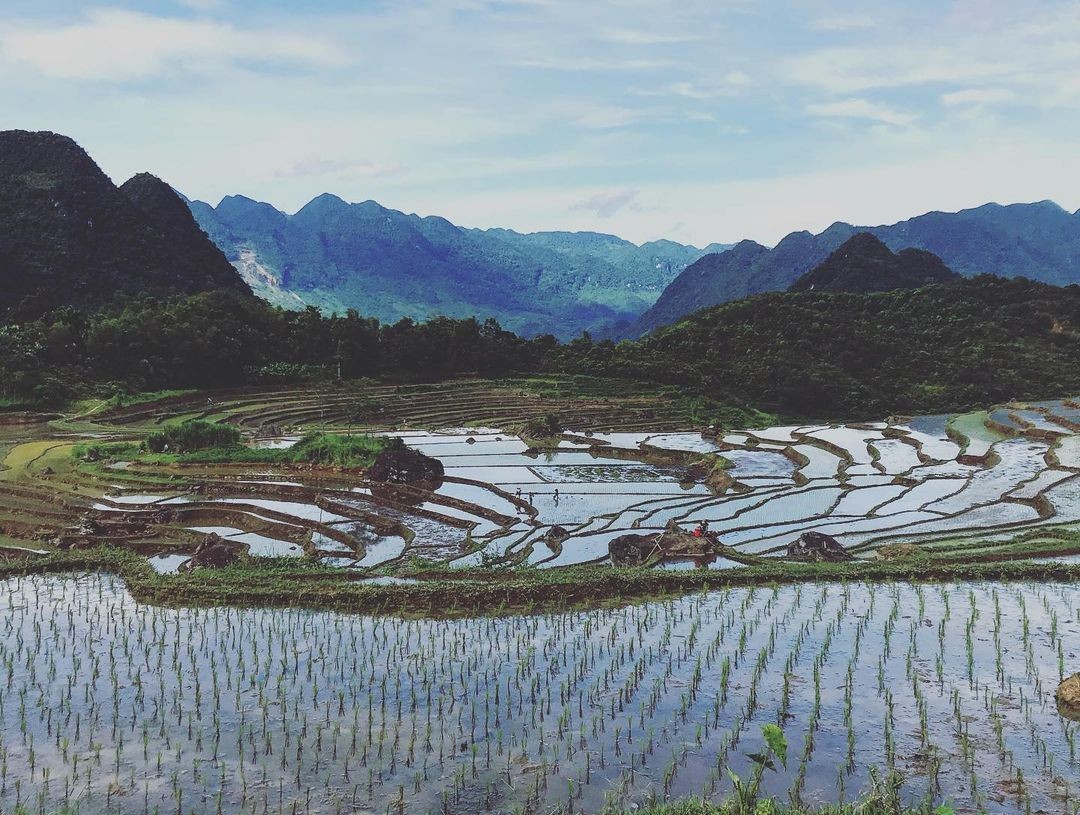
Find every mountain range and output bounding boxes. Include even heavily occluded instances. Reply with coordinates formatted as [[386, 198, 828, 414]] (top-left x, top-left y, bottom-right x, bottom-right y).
[[187, 194, 727, 338], [631, 200, 1080, 335], [0, 130, 248, 321], [6, 128, 1080, 345]]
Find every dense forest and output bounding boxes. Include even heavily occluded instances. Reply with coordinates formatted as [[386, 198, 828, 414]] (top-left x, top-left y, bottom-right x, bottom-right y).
[[0, 291, 548, 406], [4, 276, 1080, 421]]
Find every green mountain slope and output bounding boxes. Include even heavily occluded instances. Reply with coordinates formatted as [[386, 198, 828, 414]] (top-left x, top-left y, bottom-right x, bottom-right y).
[[556, 276, 1080, 419], [189, 194, 725, 338]]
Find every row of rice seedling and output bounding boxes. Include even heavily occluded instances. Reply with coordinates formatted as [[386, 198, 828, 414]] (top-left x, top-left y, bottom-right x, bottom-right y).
[[1, 574, 1076, 814]]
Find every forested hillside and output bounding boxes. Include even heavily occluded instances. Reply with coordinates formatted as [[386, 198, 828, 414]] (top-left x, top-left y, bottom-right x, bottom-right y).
[[556, 276, 1080, 418], [0, 130, 249, 321]]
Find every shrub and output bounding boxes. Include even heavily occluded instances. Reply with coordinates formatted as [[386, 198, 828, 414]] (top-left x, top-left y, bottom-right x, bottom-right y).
[[287, 432, 391, 467], [523, 413, 562, 438]]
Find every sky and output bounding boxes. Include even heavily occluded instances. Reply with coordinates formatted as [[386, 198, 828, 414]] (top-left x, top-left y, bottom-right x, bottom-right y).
[[2, 0, 1080, 247]]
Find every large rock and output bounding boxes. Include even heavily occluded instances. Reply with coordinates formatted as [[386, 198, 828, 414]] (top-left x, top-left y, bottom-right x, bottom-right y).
[[610, 521, 721, 566], [179, 533, 245, 571], [1058, 674, 1080, 720], [609, 533, 661, 567], [786, 531, 853, 563], [369, 446, 444, 485]]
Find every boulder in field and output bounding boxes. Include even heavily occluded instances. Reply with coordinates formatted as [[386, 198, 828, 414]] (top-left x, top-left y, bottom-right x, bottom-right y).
[[786, 531, 853, 563], [1058, 674, 1080, 721], [179, 533, 245, 571], [369, 447, 444, 486], [609, 533, 661, 567], [545, 526, 570, 543]]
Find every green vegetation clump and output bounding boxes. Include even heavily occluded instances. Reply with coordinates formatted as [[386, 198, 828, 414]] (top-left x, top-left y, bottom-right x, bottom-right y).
[[283, 432, 392, 467], [522, 412, 562, 438], [6, 545, 1080, 618], [134, 425, 395, 469], [71, 440, 141, 461], [145, 419, 241, 453]]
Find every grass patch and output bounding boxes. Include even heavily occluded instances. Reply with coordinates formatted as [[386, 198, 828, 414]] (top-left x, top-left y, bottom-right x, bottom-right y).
[[73, 419, 398, 469], [0, 396, 31, 410], [146, 419, 241, 453], [154, 432, 396, 468], [72, 389, 199, 417]]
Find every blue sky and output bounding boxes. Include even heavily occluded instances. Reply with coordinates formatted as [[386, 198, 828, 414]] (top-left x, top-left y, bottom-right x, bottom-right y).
[[3, 0, 1080, 245]]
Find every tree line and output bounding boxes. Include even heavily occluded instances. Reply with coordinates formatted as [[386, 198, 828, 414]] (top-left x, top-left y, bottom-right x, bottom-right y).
[[0, 291, 552, 406], [5, 276, 1080, 421]]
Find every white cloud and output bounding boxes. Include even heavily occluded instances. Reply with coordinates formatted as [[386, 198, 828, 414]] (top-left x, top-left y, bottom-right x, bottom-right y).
[[941, 88, 1016, 106], [274, 157, 403, 180], [787, 4, 1080, 103], [514, 56, 673, 72], [807, 98, 918, 128], [600, 28, 699, 45], [570, 188, 641, 218], [810, 14, 875, 32], [632, 73, 750, 100], [177, 0, 224, 11], [573, 106, 646, 129], [0, 8, 348, 81]]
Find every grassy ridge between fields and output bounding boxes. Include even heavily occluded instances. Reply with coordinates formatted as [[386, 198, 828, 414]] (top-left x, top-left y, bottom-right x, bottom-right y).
[[2, 547, 1079, 618], [72, 420, 396, 469]]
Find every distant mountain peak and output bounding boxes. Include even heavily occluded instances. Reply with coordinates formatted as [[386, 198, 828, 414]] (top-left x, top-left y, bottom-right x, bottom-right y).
[[790, 233, 960, 294]]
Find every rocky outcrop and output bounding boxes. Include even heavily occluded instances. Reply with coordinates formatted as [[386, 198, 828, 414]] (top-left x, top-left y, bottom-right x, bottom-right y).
[[179, 533, 245, 571], [609, 520, 721, 566], [369, 447, 444, 486], [786, 531, 853, 563]]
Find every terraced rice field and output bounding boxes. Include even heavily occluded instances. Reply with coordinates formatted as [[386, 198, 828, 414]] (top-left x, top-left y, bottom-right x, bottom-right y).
[[4, 386, 1080, 573], [4, 385, 1080, 814], [2, 574, 1078, 814]]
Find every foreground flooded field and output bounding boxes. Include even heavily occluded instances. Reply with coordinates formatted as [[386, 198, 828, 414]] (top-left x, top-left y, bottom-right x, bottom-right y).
[[4, 575, 1077, 814]]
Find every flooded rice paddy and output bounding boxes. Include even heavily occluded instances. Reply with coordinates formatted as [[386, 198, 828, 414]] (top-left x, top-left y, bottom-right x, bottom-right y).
[[3, 575, 1078, 814], [75, 398, 1080, 572]]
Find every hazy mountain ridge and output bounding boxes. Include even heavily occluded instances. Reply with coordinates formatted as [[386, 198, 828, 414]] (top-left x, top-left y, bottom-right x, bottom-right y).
[[0, 130, 248, 320], [633, 201, 1080, 335], [189, 193, 726, 338]]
